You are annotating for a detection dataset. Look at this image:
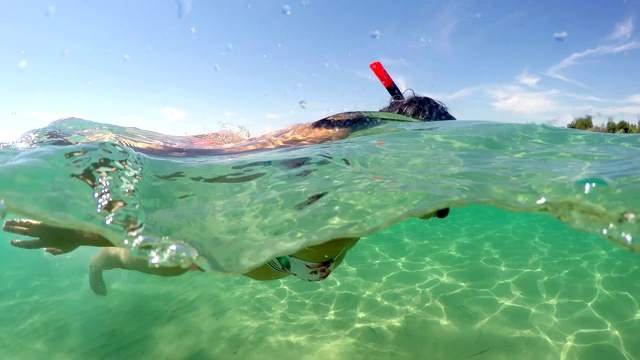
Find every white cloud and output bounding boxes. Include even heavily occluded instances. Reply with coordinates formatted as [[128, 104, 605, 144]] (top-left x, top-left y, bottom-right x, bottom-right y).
[[563, 93, 608, 102], [545, 40, 640, 86], [442, 85, 484, 100], [607, 18, 634, 42], [627, 94, 640, 103], [160, 107, 186, 122], [543, 19, 638, 87], [489, 87, 558, 114], [516, 71, 541, 87], [595, 105, 640, 117]]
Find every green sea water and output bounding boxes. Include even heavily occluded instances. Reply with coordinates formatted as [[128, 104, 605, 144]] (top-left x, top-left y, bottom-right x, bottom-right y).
[[1, 119, 639, 359]]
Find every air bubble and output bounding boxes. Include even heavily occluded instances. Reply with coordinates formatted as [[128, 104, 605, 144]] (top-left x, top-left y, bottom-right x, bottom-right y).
[[131, 235, 160, 250], [298, 100, 307, 109], [190, 27, 196, 34], [123, 54, 130, 61], [576, 178, 609, 194], [214, 64, 221, 72], [370, 30, 381, 39], [0, 200, 7, 220], [17, 60, 27, 70], [130, 235, 200, 269], [282, 5, 291, 15]]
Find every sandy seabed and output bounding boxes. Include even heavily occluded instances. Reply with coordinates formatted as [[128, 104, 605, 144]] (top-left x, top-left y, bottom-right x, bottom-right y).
[[1, 206, 639, 360]]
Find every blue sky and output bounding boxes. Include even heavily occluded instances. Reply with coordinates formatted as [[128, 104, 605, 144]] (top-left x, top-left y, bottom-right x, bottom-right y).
[[1, 0, 639, 142]]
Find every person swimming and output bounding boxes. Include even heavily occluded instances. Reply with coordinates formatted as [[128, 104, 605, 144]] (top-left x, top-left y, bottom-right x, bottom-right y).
[[4, 58, 456, 293], [2, 93, 456, 295]]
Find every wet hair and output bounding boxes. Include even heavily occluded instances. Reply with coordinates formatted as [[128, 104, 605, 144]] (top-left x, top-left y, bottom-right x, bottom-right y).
[[379, 91, 456, 121]]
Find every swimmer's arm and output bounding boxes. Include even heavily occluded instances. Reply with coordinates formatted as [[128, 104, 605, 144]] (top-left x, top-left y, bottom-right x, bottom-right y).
[[92, 248, 188, 276], [89, 248, 190, 296], [3, 219, 113, 255]]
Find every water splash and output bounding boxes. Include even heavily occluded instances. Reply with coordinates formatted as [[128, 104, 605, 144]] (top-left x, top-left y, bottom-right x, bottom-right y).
[[220, 123, 251, 139]]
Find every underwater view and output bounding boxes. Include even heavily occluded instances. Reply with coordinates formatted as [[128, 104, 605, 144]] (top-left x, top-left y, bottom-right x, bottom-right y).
[[1, 1, 639, 360], [1, 119, 639, 360]]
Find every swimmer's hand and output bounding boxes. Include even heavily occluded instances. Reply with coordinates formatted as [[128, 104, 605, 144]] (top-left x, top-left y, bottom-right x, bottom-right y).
[[2, 219, 112, 255]]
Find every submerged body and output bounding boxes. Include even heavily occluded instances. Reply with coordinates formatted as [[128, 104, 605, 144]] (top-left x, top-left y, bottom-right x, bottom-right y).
[[3, 95, 455, 295]]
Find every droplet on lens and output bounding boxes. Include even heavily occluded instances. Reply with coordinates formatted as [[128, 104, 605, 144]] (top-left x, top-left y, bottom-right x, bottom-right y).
[[176, 0, 192, 18], [45, 6, 56, 18]]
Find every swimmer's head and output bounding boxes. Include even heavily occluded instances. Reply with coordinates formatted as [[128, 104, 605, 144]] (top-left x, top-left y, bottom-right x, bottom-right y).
[[379, 92, 456, 121]]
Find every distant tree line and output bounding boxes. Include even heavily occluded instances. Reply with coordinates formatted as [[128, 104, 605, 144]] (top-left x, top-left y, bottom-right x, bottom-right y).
[[567, 115, 640, 133]]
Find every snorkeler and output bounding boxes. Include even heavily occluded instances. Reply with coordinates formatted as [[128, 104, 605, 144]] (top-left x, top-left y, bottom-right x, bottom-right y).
[[3, 93, 455, 295], [2, 63, 456, 295], [92, 92, 455, 157]]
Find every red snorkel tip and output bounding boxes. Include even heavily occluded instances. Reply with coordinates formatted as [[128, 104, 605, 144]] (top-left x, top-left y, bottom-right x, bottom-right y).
[[370, 61, 404, 100]]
